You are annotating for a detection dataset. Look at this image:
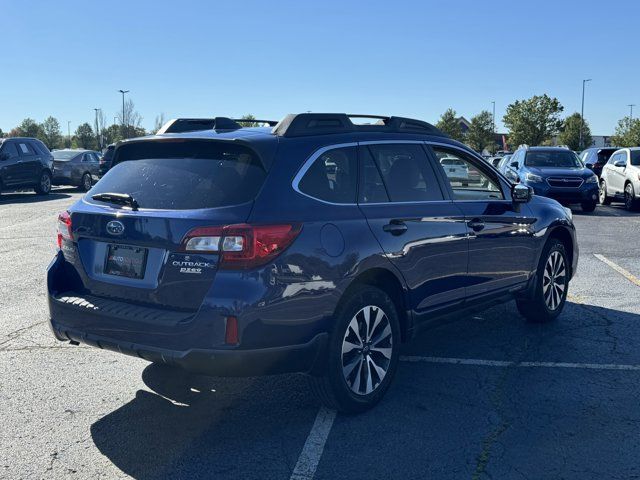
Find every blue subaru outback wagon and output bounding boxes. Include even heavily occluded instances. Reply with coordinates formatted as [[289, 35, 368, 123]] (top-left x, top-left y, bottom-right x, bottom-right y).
[[47, 113, 578, 412]]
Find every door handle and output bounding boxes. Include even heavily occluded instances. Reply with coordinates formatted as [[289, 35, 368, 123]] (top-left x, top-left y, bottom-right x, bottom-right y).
[[383, 220, 408, 236], [467, 219, 485, 232]]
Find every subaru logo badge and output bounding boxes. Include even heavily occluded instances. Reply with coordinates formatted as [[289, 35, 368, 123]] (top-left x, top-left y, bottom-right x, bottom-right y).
[[106, 220, 125, 236]]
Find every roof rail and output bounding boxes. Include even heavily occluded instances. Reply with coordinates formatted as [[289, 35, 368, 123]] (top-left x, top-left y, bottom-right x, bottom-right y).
[[272, 113, 446, 138], [157, 117, 278, 134]]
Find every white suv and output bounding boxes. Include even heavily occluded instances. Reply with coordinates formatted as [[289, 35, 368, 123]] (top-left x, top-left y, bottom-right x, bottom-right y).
[[599, 147, 640, 211]]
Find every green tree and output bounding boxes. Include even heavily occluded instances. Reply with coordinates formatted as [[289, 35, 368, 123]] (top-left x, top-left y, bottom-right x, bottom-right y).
[[40, 116, 63, 150], [435, 109, 464, 141], [466, 110, 496, 152], [610, 117, 640, 147], [503, 94, 564, 146], [102, 124, 122, 146], [14, 118, 43, 138], [0, 128, 4, 138], [557, 113, 592, 151], [75, 123, 96, 149], [238, 114, 257, 127]]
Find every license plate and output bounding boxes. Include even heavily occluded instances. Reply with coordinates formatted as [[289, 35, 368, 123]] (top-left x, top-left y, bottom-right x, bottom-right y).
[[104, 244, 148, 279]]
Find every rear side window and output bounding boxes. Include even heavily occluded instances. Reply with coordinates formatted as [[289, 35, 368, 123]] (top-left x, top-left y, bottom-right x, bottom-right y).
[[90, 141, 266, 210], [0, 142, 20, 159], [17, 142, 36, 156], [631, 151, 640, 166], [297, 146, 357, 203], [366, 144, 443, 202]]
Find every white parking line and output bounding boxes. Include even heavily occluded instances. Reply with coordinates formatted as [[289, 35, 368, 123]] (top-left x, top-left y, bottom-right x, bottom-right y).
[[400, 356, 640, 371], [290, 407, 337, 480], [594, 253, 640, 287]]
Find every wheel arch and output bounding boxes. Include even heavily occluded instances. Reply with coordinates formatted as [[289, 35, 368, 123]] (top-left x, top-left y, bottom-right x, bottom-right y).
[[547, 225, 574, 276], [336, 267, 411, 343]]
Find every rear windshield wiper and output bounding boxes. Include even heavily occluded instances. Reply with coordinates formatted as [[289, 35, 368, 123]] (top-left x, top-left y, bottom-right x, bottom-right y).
[[91, 192, 140, 211]]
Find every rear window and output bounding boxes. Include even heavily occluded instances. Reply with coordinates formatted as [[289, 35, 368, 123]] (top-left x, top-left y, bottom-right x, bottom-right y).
[[89, 140, 266, 210], [53, 151, 81, 161], [597, 149, 617, 164]]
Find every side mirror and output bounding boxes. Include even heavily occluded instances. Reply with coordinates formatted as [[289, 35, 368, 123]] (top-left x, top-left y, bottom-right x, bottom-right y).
[[512, 183, 532, 203], [509, 161, 519, 168], [614, 160, 627, 168], [0, 152, 8, 161], [585, 163, 594, 170]]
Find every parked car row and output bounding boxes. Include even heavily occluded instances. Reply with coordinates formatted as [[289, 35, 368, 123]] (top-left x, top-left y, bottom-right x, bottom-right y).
[[0, 136, 109, 196], [490, 145, 640, 212], [498, 145, 600, 212]]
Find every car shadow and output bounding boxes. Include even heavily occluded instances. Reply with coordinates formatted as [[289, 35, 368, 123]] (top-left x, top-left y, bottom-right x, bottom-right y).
[[573, 204, 639, 217], [90, 364, 319, 479], [89, 301, 640, 479], [0, 187, 78, 204]]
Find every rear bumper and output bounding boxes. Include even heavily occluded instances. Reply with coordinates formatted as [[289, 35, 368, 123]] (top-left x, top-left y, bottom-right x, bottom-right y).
[[52, 174, 78, 186], [50, 320, 328, 377]]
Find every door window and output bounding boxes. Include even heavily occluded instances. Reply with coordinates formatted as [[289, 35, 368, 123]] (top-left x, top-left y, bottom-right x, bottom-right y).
[[17, 142, 36, 156], [608, 153, 622, 165], [365, 143, 443, 202], [431, 147, 504, 200], [0, 142, 20, 159], [359, 147, 389, 203], [297, 146, 358, 203]]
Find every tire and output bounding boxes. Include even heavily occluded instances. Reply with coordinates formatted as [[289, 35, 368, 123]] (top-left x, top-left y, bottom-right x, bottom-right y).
[[624, 183, 638, 211], [79, 173, 92, 192], [309, 285, 400, 413], [581, 200, 597, 213], [34, 171, 52, 195], [599, 180, 611, 205], [516, 239, 569, 323]]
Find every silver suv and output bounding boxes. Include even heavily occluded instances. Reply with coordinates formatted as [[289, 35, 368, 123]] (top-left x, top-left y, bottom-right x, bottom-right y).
[[599, 147, 640, 210]]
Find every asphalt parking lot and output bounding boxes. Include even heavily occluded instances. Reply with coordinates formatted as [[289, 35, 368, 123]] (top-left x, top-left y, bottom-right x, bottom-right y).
[[2, 189, 640, 480]]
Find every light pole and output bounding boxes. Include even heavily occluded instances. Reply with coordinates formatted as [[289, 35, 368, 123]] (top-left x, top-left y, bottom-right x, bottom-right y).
[[579, 79, 591, 150], [118, 89, 129, 138], [94, 108, 100, 150], [629, 104, 636, 121], [491, 101, 496, 152], [67, 121, 71, 148]]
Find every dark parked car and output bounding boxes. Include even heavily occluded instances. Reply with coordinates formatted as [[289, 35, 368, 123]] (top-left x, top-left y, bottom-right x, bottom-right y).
[[0, 137, 53, 196], [51, 149, 101, 191], [47, 113, 578, 412], [503, 146, 600, 212], [99, 144, 115, 175], [579, 147, 619, 178]]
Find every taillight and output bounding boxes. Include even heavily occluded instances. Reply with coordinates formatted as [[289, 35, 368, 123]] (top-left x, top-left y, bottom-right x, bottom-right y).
[[181, 223, 302, 269], [57, 211, 73, 248]]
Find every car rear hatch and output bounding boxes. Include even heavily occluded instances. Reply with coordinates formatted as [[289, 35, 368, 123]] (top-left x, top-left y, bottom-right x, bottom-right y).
[[61, 139, 267, 312]]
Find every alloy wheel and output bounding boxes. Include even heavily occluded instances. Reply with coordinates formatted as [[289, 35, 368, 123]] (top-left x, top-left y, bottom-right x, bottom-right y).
[[542, 251, 566, 310], [41, 174, 51, 193], [599, 181, 607, 204], [83, 174, 91, 191], [625, 185, 633, 210], [341, 305, 393, 396]]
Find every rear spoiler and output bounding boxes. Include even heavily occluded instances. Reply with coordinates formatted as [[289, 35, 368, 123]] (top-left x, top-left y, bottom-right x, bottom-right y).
[[156, 117, 278, 134]]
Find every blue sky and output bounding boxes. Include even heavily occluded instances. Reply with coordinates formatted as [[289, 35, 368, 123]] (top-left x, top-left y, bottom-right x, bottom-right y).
[[1, 0, 638, 135]]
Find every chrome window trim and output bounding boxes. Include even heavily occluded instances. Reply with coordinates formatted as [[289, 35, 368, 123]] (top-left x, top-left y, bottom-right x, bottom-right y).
[[291, 142, 358, 206], [291, 139, 513, 206]]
